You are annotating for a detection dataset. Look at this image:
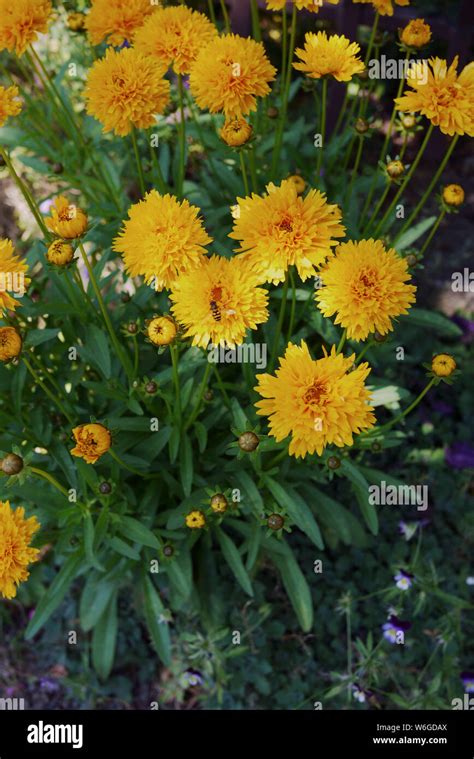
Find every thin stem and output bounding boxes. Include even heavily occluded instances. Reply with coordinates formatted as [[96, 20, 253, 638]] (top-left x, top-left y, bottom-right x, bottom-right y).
[[363, 179, 391, 236], [248, 148, 258, 193], [271, 5, 297, 178], [372, 123, 434, 239], [72, 266, 96, 313], [183, 89, 226, 194], [212, 365, 231, 407], [78, 242, 133, 380], [239, 151, 250, 196], [185, 361, 212, 431], [364, 13, 380, 67], [286, 268, 297, 341], [207, 0, 217, 25], [132, 334, 139, 377], [219, 0, 231, 33], [30, 467, 71, 499], [346, 604, 352, 704], [23, 357, 74, 424], [375, 377, 436, 434], [316, 78, 328, 182], [354, 340, 375, 365], [361, 51, 410, 225], [281, 8, 288, 89], [148, 129, 168, 194], [28, 350, 64, 398], [0, 146, 51, 239], [250, 0, 261, 42], [418, 210, 446, 258], [176, 74, 187, 198], [336, 328, 347, 355], [270, 273, 290, 370], [131, 129, 146, 197], [333, 85, 350, 136], [393, 134, 459, 245], [170, 343, 182, 425], [345, 134, 364, 206]]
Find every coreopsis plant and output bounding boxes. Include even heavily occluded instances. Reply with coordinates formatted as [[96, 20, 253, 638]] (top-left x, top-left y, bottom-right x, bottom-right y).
[[0, 0, 470, 685]]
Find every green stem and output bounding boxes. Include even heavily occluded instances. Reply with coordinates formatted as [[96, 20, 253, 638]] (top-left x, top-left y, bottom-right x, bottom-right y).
[[281, 8, 288, 89], [185, 361, 212, 431], [418, 210, 446, 258], [270, 273, 290, 370], [219, 0, 231, 32], [364, 12, 380, 67], [316, 78, 328, 182], [78, 242, 133, 380], [345, 134, 364, 206], [23, 357, 74, 424], [286, 268, 297, 341], [28, 350, 65, 398], [361, 51, 410, 225], [177, 74, 187, 198], [250, 0, 261, 41], [363, 180, 391, 236], [393, 134, 459, 246], [333, 85, 350, 136], [30, 466, 72, 500], [170, 343, 182, 425], [212, 365, 231, 407], [132, 334, 139, 377], [131, 129, 146, 197], [0, 146, 51, 239], [375, 377, 436, 434], [354, 340, 375, 365], [239, 151, 250, 196], [346, 605, 352, 704], [249, 147, 258, 192], [148, 129, 168, 194], [372, 123, 434, 239], [207, 0, 217, 25], [336, 328, 347, 355], [271, 5, 297, 178]]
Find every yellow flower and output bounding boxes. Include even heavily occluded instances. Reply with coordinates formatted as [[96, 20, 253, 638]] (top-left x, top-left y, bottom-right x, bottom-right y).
[[287, 174, 306, 195], [229, 179, 345, 285], [45, 196, 88, 239], [0, 0, 52, 56], [147, 316, 178, 347], [0, 238, 29, 314], [134, 6, 217, 76], [170, 255, 269, 348], [84, 47, 170, 137], [400, 19, 432, 49], [442, 184, 465, 207], [46, 240, 74, 266], [293, 32, 365, 82], [386, 159, 405, 179], [315, 239, 416, 341], [185, 510, 206, 529], [220, 116, 253, 147], [113, 191, 212, 292], [210, 494, 228, 513], [352, 0, 409, 17], [71, 423, 112, 465], [0, 326, 22, 362], [431, 353, 456, 377], [85, 0, 157, 46], [189, 33, 276, 117], [265, 0, 340, 10], [395, 57, 474, 137], [0, 500, 40, 599], [255, 342, 375, 458], [67, 12, 86, 32], [0, 84, 22, 127]]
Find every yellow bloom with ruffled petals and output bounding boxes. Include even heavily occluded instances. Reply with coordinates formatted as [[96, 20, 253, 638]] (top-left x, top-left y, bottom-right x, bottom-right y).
[[0, 85, 22, 127], [0, 500, 40, 599], [71, 423, 112, 465], [352, 0, 409, 17], [45, 196, 88, 239], [255, 342, 375, 458], [85, 0, 157, 46], [294, 31, 365, 82], [0, 0, 52, 56], [0, 239, 29, 314]]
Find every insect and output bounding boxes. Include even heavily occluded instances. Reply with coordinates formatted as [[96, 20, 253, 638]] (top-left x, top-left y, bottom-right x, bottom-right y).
[[210, 299, 221, 322]]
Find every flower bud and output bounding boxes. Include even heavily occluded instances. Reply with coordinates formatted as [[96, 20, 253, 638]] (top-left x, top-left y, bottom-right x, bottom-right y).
[[267, 513, 284, 531], [1, 453, 24, 475], [210, 493, 228, 513], [238, 431, 259, 452]]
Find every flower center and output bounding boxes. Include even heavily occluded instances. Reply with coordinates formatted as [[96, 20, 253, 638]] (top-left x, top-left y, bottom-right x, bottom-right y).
[[303, 380, 325, 407], [351, 267, 380, 300], [277, 215, 294, 233]]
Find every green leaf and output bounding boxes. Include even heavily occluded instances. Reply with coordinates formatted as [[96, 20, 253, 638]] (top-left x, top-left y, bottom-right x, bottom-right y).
[[83, 513, 105, 571], [272, 548, 313, 632], [166, 558, 192, 601], [194, 421, 208, 453], [230, 398, 249, 430], [400, 308, 462, 338], [142, 575, 172, 666], [215, 527, 253, 597], [80, 576, 116, 632], [110, 536, 141, 561], [239, 470, 264, 517], [245, 525, 261, 571], [341, 460, 378, 536], [24, 328, 60, 347], [308, 486, 353, 545], [25, 552, 83, 639], [264, 476, 324, 549], [395, 216, 437, 250], [179, 433, 193, 497], [80, 325, 112, 379], [92, 593, 118, 680], [118, 516, 160, 550]]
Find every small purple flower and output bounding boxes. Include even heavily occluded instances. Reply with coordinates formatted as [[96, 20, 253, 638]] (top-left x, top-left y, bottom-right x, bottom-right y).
[[180, 669, 204, 688], [399, 521, 418, 541], [451, 315, 474, 344], [445, 441, 474, 470], [6, 687, 15, 697], [39, 199, 54, 214], [460, 672, 474, 694], [394, 569, 414, 591], [39, 677, 60, 693], [382, 615, 411, 644], [352, 683, 372, 703], [120, 40, 131, 49]]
